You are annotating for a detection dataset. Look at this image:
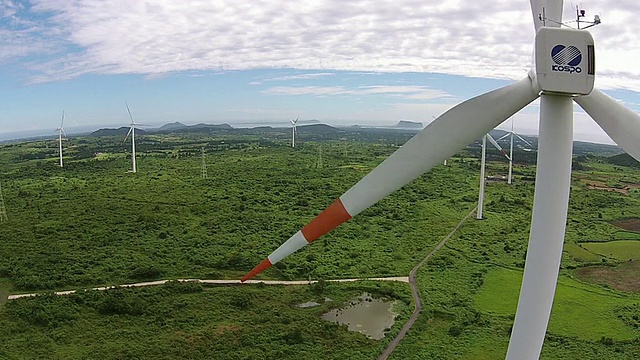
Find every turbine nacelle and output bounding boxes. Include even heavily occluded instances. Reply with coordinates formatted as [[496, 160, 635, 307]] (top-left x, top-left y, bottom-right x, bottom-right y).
[[535, 27, 595, 96]]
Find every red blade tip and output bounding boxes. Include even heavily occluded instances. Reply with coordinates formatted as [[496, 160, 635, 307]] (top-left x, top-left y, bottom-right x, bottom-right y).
[[241, 258, 272, 282]]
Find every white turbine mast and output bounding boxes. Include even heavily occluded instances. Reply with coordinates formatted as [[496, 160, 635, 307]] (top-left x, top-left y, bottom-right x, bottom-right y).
[[291, 117, 299, 148], [243, 2, 619, 359], [497, 118, 536, 184], [124, 102, 143, 173], [56, 111, 66, 167], [477, 135, 487, 220]]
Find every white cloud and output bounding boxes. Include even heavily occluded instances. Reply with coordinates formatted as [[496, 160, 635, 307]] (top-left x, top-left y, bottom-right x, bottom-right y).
[[250, 72, 335, 85], [261, 84, 453, 100], [262, 86, 351, 96], [0, 1, 635, 92], [0, 0, 20, 18]]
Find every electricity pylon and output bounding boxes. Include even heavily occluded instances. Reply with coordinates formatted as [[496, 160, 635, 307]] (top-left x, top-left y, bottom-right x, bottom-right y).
[[0, 182, 8, 222], [201, 147, 207, 179]]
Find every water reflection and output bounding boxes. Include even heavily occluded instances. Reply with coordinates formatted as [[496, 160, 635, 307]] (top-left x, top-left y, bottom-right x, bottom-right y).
[[321, 292, 396, 340]]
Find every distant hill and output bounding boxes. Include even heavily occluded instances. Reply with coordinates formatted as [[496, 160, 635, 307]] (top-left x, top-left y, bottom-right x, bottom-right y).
[[91, 127, 147, 137], [156, 123, 233, 134], [488, 129, 510, 139], [607, 153, 640, 168], [189, 123, 233, 130], [298, 119, 321, 125], [296, 124, 340, 133], [573, 141, 621, 157], [395, 120, 423, 129], [157, 122, 187, 131]]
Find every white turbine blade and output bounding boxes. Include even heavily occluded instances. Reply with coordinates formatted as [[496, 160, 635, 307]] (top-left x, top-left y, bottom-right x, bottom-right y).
[[124, 126, 133, 142], [487, 133, 511, 161], [530, 0, 564, 32], [61, 128, 67, 138], [125, 101, 136, 125], [242, 76, 538, 281], [61, 110, 65, 128], [575, 89, 640, 162], [514, 133, 534, 148]]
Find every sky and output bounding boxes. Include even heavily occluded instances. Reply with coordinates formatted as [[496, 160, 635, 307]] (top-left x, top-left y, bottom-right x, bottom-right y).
[[1, 0, 639, 144]]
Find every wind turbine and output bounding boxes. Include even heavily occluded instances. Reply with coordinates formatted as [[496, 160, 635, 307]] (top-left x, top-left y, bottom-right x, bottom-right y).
[[242, 1, 636, 358], [497, 118, 536, 184], [477, 133, 512, 220], [124, 102, 141, 173], [291, 117, 299, 148], [56, 111, 66, 167]]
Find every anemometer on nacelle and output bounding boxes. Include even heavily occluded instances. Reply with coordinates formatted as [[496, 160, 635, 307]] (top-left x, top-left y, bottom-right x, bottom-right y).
[[534, 5, 600, 96]]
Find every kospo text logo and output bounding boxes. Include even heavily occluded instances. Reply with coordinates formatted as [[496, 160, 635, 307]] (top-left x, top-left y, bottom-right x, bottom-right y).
[[551, 45, 582, 74]]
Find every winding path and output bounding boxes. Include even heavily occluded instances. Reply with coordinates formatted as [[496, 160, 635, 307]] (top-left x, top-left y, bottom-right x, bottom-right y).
[[5, 276, 409, 301], [377, 207, 477, 360]]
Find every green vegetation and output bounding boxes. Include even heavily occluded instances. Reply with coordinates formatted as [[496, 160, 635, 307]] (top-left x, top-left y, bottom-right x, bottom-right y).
[[582, 241, 640, 261], [1, 128, 640, 359], [564, 242, 600, 262], [0, 280, 412, 359], [475, 267, 638, 341]]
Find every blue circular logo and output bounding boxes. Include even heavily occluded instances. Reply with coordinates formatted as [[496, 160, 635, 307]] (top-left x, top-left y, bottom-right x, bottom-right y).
[[551, 45, 582, 66]]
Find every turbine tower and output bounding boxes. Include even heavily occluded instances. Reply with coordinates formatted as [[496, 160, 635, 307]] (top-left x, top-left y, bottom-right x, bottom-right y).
[[477, 136, 487, 220], [124, 102, 140, 173], [243, 2, 628, 359], [0, 182, 7, 222], [291, 117, 299, 148], [56, 111, 66, 167]]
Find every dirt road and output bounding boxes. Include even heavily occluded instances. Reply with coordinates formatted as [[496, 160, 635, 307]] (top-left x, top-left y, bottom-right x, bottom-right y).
[[377, 207, 477, 360], [5, 276, 409, 301]]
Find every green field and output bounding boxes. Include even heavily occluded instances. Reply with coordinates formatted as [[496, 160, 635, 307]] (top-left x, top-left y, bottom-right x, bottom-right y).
[[475, 267, 639, 341], [582, 241, 640, 261], [2, 130, 640, 359], [564, 242, 600, 262]]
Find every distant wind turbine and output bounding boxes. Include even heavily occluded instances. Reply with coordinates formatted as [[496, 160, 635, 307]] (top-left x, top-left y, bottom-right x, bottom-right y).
[[291, 117, 299, 147], [56, 111, 66, 167], [124, 102, 143, 173], [477, 133, 512, 220], [497, 118, 536, 184]]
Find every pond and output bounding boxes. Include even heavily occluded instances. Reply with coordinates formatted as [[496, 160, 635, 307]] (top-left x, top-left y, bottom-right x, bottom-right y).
[[321, 292, 396, 340]]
